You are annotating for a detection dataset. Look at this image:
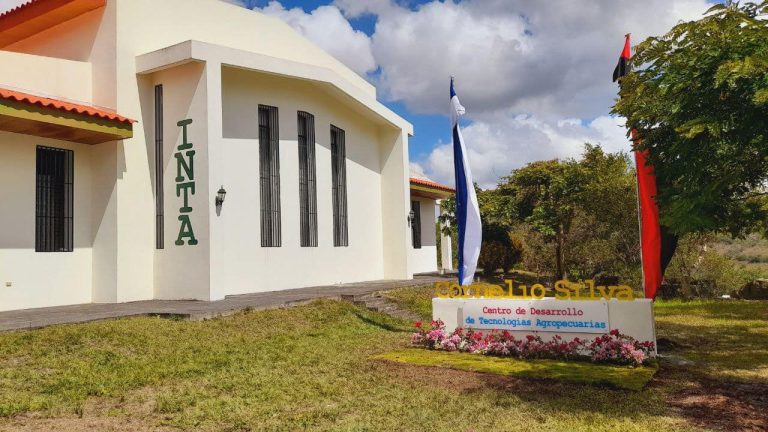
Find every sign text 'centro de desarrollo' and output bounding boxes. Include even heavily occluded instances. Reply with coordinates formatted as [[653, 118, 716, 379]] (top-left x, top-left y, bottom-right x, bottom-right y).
[[462, 299, 609, 334]]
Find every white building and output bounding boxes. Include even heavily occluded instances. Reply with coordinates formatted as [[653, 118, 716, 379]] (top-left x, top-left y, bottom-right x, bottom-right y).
[[0, 0, 454, 312]]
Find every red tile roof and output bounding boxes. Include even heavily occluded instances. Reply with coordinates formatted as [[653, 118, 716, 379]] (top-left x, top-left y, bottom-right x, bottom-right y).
[[0, 0, 38, 18], [410, 177, 455, 193], [0, 0, 101, 18], [0, 87, 135, 124]]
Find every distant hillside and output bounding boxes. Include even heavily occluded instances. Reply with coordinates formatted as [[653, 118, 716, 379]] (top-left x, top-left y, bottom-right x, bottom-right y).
[[714, 234, 768, 272]]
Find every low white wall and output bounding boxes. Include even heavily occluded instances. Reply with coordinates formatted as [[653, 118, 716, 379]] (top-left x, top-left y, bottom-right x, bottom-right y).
[[0, 133, 97, 311], [410, 245, 438, 274], [0, 51, 93, 104], [433, 297, 657, 347]]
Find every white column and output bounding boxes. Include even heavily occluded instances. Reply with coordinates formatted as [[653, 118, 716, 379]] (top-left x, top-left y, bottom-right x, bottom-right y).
[[379, 129, 412, 279], [439, 200, 453, 271]]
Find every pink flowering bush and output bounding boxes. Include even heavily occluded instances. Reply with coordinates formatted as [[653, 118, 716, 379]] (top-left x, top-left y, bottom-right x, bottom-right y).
[[587, 329, 656, 366], [410, 321, 655, 367]]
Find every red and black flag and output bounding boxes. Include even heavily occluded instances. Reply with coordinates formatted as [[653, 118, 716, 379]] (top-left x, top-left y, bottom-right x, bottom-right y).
[[612, 34, 631, 82], [614, 34, 678, 300], [633, 143, 680, 300]]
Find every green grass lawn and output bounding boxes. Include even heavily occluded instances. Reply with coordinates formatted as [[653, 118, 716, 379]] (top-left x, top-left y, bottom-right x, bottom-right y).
[[0, 289, 765, 431], [654, 300, 768, 381]]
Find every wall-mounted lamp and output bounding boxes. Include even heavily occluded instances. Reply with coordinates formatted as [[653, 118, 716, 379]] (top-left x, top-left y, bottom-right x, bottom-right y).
[[215, 186, 227, 210], [407, 209, 415, 227]]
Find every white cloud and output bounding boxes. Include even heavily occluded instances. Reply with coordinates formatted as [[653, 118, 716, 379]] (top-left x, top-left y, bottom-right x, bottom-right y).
[[232, 0, 712, 188], [340, 0, 710, 188], [416, 114, 631, 189], [333, 0, 397, 18], [409, 162, 431, 181], [238, 1, 377, 76], [350, 0, 710, 119]]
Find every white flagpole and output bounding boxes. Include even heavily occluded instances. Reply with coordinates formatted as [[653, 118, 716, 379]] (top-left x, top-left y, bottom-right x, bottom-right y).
[[451, 77, 482, 286]]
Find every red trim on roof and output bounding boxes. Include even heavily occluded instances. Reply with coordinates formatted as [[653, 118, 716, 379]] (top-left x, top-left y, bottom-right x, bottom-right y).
[[0, 0, 38, 19], [410, 177, 455, 193], [0, 87, 135, 124], [0, 0, 106, 48], [0, 0, 101, 19]]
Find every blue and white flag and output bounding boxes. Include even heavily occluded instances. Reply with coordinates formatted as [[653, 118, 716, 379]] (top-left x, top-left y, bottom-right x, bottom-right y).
[[451, 78, 482, 286]]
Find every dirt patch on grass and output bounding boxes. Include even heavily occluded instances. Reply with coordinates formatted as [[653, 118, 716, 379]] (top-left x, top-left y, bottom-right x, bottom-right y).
[[658, 368, 768, 431], [374, 358, 488, 393], [0, 388, 172, 432], [374, 357, 572, 399], [0, 416, 171, 432]]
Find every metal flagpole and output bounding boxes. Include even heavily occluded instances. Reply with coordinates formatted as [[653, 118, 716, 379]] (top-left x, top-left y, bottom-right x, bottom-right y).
[[618, 33, 647, 298], [632, 132, 646, 297]]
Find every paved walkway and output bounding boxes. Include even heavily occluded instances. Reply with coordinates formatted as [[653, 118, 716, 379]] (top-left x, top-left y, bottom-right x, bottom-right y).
[[0, 274, 450, 332]]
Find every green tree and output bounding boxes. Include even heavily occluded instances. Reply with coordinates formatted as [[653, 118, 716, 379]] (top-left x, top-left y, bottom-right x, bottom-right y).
[[569, 145, 641, 276], [499, 159, 587, 280], [439, 184, 522, 274], [441, 145, 641, 282], [664, 233, 761, 298], [613, 1, 768, 236]]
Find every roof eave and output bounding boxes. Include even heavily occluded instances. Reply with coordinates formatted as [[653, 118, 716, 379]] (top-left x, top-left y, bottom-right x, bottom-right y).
[[135, 40, 414, 135]]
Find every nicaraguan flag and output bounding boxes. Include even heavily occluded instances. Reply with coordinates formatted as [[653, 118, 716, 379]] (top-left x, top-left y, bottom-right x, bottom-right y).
[[451, 78, 482, 286]]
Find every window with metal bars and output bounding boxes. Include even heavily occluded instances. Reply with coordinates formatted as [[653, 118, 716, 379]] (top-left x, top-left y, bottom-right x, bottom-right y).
[[298, 111, 318, 247], [259, 105, 281, 247], [154, 84, 164, 249], [411, 200, 422, 249], [35, 146, 73, 252], [331, 125, 348, 247]]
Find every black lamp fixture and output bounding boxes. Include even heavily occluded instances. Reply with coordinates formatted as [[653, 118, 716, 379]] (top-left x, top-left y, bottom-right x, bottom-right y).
[[407, 209, 415, 227], [215, 186, 227, 210]]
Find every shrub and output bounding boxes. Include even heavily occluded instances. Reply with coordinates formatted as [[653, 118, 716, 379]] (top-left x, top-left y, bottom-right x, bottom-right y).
[[731, 279, 768, 300], [666, 233, 764, 297], [588, 329, 656, 366], [477, 224, 524, 276]]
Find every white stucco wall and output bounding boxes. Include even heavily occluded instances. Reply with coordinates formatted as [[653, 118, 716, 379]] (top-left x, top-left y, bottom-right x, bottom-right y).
[[144, 61, 212, 301], [0, 51, 92, 103], [409, 197, 438, 274], [4, 4, 117, 108], [0, 0, 414, 309], [3, 0, 130, 304], [0, 133, 98, 311], [117, 0, 374, 99], [209, 67, 386, 298]]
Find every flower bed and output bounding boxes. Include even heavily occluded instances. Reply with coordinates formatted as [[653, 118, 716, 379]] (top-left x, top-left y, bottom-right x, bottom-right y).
[[411, 320, 655, 367]]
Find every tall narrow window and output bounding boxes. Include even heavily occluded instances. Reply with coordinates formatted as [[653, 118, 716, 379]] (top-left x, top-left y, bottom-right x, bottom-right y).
[[411, 200, 422, 249], [298, 111, 318, 247], [36, 146, 74, 252], [331, 125, 348, 247], [154, 84, 164, 249], [259, 104, 281, 247]]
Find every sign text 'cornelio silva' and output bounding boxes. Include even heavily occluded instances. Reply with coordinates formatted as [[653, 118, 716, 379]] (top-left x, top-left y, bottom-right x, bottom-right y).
[[434, 279, 635, 301], [175, 119, 198, 246], [435, 280, 632, 334]]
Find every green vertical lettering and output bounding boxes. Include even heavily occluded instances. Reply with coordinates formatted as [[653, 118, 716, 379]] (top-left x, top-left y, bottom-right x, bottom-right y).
[[176, 215, 198, 246], [177, 119, 193, 150], [174, 150, 195, 182], [176, 182, 195, 213]]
